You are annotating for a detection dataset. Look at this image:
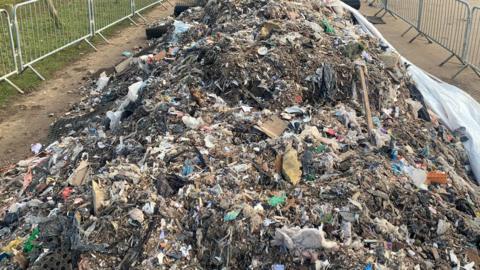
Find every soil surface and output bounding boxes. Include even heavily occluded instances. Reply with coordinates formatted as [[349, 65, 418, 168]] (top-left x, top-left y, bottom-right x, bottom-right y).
[[0, 4, 173, 166]]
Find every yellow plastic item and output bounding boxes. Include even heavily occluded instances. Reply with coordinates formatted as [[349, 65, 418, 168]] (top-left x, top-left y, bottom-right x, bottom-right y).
[[1, 238, 24, 254]]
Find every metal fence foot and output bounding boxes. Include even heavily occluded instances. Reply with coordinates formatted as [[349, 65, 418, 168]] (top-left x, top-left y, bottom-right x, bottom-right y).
[[4, 78, 24, 94], [401, 26, 414, 37], [374, 8, 392, 19], [159, 2, 168, 10], [387, 10, 397, 19], [134, 12, 148, 23], [452, 65, 469, 79], [456, 55, 466, 65], [84, 39, 98, 51], [27, 65, 45, 81], [409, 33, 420, 43], [439, 53, 455, 67], [98, 32, 111, 44], [472, 67, 480, 78], [374, 8, 385, 17], [128, 17, 139, 26]]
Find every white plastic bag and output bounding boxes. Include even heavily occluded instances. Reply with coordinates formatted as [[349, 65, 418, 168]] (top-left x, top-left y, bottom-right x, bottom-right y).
[[107, 110, 122, 131], [96, 72, 110, 92], [127, 81, 144, 102]]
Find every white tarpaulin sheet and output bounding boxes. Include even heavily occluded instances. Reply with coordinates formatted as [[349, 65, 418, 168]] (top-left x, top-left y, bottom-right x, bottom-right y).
[[342, 4, 480, 182]]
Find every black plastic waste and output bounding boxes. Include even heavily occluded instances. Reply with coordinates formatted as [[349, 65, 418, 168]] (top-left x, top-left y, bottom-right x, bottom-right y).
[[341, 0, 361, 9], [146, 24, 170, 40], [174, 5, 191, 17], [308, 64, 338, 103]]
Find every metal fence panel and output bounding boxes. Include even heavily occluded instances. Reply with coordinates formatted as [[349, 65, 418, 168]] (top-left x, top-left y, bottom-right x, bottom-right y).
[[13, 0, 91, 70], [134, 0, 159, 13], [133, 0, 162, 12], [466, 7, 480, 72], [93, 0, 132, 33], [0, 9, 17, 80], [378, 0, 387, 9], [419, 0, 470, 57], [385, 0, 422, 27]]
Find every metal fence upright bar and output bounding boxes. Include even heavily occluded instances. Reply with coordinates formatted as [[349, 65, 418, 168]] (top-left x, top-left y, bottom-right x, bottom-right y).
[[134, 0, 170, 20], [380, 0, 425, 39], [0, 9, 23, 93], [13, 0, 96, 80], [91, 0, 137, 43], [133, 0, 174, 22], [131, 0, 148, 22], [417, 0, 470, 67], [92, 0, 138, 43], [4, 0, 480, 94], [407, 0, 426, 41], [457, 7, 480, 78], [374, 0, 393, 17], [2, 0, 172, 94]]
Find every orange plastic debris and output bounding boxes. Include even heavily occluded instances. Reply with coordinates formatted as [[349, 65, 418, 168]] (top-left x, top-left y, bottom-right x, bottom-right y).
[[427, 172, 448, 185]]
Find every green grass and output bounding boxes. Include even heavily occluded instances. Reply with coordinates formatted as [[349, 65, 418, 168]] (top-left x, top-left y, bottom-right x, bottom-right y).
[[0, 0, 156, 105], [0, 0, 19, 7], [135, 0, 158, 10]]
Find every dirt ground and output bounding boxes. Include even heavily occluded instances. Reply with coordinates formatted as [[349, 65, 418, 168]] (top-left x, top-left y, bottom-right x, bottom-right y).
[[0, 4, 173, 166], [360, 3, 480, 103]]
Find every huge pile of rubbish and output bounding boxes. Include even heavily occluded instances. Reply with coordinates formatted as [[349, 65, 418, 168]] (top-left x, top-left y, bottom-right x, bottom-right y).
[[1, 0, 479, 269]]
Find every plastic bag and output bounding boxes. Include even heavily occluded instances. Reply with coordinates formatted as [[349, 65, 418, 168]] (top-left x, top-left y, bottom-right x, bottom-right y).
[[107, 110, 122, 131], [172, 20, 191, 43], [95, 72, 110, 92], [127, 81, 144, 102]]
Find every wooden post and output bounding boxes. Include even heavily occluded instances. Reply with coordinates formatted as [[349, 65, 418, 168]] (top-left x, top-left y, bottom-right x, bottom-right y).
[[356, 65, 374, 140], [46, 0, 61, 28]]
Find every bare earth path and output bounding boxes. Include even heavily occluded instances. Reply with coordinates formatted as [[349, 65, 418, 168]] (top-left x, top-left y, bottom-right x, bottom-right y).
[[0, 6, 172, 166]]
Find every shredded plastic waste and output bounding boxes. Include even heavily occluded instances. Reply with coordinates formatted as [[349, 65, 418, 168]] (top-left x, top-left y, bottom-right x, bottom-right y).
[[0, 1, 479, 269]]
